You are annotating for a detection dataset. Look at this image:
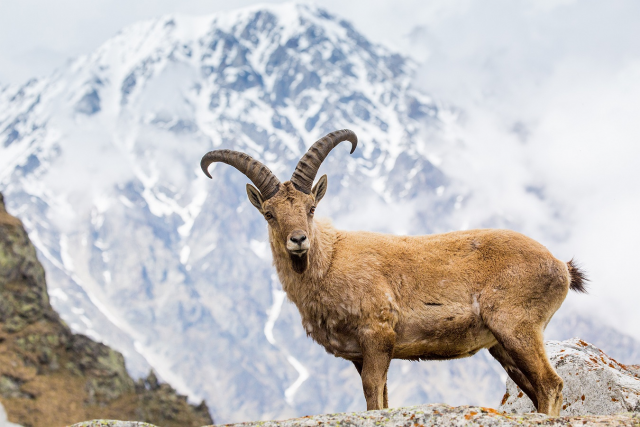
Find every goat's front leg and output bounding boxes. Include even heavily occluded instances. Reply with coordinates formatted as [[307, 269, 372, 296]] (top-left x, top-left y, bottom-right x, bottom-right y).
[[354, 360, 390, 409], [359, 327, 395, 410]]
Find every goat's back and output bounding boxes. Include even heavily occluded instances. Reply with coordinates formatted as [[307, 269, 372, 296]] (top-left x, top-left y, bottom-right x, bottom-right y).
[[330, 227, 570, 316]]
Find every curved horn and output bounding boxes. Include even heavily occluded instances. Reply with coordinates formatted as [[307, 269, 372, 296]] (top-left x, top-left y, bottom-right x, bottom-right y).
[[290, 129, 357, 194], [201, 150, 281, 199]]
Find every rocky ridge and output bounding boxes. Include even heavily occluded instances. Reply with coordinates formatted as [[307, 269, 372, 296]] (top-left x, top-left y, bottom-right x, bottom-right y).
[[0, 193, 212, 427], [72, 404, 640, 427]]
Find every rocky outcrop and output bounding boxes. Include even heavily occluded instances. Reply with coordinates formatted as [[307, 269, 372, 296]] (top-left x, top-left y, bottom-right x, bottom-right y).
[[0, 193, 213, 427], [74, 404, 640, 427], [500, 338, 640, 415]]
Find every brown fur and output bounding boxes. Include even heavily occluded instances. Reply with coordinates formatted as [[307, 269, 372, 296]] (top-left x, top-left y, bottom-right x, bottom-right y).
[[242, 180, 584, 415]]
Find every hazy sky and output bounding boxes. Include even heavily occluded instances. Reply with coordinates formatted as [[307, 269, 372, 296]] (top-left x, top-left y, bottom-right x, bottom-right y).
[[2, 0, 640, 340], [1, 0, 429, 84]]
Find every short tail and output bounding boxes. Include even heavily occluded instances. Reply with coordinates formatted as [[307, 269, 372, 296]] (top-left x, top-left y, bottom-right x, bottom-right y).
[[567, 259, 588, 293]]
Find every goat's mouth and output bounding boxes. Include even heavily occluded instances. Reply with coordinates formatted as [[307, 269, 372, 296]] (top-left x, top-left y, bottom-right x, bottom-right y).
[[289, 251, 308, 274], [288, 248, 308, 257]]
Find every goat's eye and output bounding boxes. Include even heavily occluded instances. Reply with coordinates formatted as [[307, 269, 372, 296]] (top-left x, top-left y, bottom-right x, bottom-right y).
[[265, 212, 273, 220], [309, 207, 316, 215]]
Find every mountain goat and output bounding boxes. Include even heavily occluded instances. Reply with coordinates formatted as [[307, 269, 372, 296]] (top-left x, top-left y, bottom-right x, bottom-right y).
[[200, 129, 587, 416]]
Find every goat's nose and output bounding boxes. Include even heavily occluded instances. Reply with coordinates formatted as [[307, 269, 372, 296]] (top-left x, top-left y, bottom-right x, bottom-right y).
[[290, 234, 307, 245]]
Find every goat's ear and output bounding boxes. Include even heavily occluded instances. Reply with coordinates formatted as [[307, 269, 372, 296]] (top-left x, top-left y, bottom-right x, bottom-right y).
[[312, 174, 328, 204], [246, 184, 264, 212]]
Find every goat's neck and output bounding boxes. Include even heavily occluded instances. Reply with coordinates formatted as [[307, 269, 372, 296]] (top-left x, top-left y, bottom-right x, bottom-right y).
[[269, 218, 337, 302]]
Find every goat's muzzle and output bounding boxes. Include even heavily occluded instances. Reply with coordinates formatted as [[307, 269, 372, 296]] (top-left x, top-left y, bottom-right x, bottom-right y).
[[287, 230, 310, 256]]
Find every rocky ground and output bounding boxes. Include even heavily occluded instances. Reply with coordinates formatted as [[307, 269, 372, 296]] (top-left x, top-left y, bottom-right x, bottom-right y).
[[73, 404, 640, 427], [70, 345, 640, 426], [0, 193, 213, 427]]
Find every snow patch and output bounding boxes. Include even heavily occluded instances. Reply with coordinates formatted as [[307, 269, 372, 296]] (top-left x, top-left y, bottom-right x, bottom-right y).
[[264, 280, 310, 406], [180, 245, 191, 265], [264, 288, 286, 346], [59, 234, 75, 272], [250, 239, 269, 260], [48, 288, 69, 301], [284, 354, 310, 406]]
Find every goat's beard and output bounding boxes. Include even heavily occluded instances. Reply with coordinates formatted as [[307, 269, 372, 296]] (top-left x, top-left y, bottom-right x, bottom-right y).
[[289, 252, 308, 274]]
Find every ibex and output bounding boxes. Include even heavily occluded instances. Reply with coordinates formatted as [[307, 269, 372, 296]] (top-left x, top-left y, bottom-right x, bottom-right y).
[[201, 129, 587, 416]]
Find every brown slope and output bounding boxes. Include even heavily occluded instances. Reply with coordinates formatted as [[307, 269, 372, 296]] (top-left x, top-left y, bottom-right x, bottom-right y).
[[0, 193, 213, 427]]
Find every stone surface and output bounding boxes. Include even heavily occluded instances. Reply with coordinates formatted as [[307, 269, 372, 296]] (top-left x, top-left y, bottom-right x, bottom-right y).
[[500, 338, 640, 415], [0, 193, 213, 427], [65, 404, 640, 427], [211, 404, 638, 426], [71, 422, 157, 427]]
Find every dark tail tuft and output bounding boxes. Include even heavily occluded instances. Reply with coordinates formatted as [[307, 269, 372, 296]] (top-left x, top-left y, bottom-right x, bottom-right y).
[[567, 259, 589, 293]]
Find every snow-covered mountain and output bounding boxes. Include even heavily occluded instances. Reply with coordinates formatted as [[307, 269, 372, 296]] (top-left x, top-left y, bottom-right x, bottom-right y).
[[0, 2, 637, 423]]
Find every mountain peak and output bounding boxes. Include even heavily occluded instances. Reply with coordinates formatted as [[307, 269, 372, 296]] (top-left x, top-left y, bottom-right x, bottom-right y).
[[84, 0, 411, 114]]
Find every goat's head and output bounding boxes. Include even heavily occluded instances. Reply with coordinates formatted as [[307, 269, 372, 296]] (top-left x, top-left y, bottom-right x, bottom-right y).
[[201, 129, 357, 274]]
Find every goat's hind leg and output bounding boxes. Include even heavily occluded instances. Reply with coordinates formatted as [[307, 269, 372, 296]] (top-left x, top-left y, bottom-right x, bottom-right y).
[[489, 324, 563, 415], [489, 343, 538, 409], [383, 382, 388, 408]]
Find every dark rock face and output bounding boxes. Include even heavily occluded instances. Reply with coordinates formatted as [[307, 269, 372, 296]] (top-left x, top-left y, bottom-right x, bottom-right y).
[[0, 193, 213, 427]]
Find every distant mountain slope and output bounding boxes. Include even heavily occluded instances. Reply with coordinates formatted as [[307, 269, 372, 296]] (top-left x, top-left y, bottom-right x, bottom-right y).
[[0, 2, 637, 424], [0, 4, 445, 422], [0, 193, 212, 427]]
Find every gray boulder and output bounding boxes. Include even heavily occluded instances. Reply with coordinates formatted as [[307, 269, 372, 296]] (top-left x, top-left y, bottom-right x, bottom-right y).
[[500, 338, 640, 415]]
